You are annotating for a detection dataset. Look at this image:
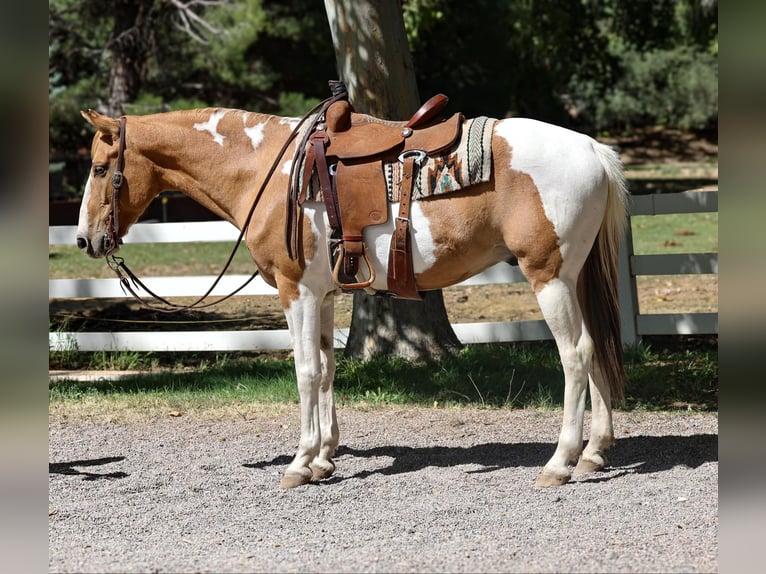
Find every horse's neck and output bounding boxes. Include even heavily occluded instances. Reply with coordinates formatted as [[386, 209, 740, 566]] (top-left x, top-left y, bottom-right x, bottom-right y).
[[137, 109, 290, 229]]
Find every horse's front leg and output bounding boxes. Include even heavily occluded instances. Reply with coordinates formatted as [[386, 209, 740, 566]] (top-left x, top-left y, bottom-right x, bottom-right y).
[[278, 280, 339, 489], [309, 291, 339, 481]]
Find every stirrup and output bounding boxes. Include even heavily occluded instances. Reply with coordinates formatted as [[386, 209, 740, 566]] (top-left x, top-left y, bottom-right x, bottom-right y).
[[332, 245, 376, 290]]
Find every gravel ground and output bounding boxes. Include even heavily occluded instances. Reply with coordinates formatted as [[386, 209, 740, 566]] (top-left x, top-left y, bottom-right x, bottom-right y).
[[49, 407, 718, 573]]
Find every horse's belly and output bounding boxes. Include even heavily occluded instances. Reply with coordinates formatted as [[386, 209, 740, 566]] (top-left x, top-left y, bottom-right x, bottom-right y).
[[362, 199, 508, 292]]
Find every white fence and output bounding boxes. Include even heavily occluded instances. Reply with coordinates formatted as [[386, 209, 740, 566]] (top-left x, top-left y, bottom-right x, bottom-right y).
[[49, 190, 717, 352]]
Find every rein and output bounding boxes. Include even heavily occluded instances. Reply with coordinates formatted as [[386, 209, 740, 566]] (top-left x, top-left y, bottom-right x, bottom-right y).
[[104, 89, 344, 313]]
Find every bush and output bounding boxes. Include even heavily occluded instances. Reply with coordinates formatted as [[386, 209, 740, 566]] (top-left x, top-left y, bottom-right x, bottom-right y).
[[577, 46, 717, 132]]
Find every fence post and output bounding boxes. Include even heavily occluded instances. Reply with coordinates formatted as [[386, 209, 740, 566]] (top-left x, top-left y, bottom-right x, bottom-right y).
[[618, 220, 640, 348]]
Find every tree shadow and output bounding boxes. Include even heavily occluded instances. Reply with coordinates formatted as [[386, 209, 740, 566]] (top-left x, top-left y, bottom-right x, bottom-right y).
[[244, 433, 717, 485], [49, 456, 129, 480]]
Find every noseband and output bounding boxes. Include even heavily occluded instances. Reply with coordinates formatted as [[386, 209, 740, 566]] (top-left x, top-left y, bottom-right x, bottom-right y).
[[105, 116, 127, 257]]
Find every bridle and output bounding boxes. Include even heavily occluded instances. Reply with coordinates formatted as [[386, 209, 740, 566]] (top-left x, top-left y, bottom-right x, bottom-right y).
[[102, 90, 344, 313], [104, 117, 127, 258]]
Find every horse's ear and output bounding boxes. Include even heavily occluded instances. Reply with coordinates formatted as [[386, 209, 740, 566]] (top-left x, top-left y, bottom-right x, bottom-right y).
[[80, 109, 120, 140]]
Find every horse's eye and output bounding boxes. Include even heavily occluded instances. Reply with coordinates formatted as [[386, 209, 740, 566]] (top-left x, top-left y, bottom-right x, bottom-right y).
[[93, 165, 107, 177]]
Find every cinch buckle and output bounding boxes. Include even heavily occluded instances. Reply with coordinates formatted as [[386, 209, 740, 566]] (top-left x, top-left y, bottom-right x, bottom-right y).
[[397, 149, 427, 164]]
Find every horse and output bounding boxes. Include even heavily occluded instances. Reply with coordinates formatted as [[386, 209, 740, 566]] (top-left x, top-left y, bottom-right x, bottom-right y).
[[75, 102, 629, 489]]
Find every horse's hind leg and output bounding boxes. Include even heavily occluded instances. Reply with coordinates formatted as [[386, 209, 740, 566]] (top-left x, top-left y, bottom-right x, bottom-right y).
[[574, 366, 614, 476], [532, 276, 593, 487]]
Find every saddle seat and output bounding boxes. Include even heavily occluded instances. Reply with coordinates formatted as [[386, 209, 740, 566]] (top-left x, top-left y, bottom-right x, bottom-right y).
[[295, 88, 464, 300], [324, 94, 460, 159]]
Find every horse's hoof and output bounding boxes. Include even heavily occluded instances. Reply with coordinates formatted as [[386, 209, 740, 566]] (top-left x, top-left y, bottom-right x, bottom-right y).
[[279, 471, 312, 489], [573, 455, 608, 477], [310, 461, 335, 481], [534, 469, 570, 488]]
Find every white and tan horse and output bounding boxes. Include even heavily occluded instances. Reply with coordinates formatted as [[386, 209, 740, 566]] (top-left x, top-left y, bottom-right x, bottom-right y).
[[76, 106, 628, 488]]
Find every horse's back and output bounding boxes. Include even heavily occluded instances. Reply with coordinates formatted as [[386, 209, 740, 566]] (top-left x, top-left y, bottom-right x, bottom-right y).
[[494, 117, 610, 194]]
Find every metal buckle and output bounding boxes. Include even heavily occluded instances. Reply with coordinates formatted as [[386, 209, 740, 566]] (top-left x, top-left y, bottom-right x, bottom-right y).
[[329, 163, 338, 176], [397, 149, 427, 164], [112, 171, 124, 189]]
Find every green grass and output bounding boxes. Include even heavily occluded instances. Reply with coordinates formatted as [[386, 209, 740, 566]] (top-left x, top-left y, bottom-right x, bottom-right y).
[[49, 241, 256, 279], [49, 339, 717, 412], [631, 212, 718, 255]]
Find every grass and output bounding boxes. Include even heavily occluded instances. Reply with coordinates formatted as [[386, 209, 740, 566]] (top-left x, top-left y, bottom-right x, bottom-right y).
[[631, 212, 718, 255], [49, 241, 257, 279], [49, 337, 718, 415]]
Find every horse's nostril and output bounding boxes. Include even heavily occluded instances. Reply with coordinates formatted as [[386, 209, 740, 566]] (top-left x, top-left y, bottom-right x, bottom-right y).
[[76, 237, 88, 250]]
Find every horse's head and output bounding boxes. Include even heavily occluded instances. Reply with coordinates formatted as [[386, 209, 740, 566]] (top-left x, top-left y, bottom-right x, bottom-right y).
[[76, 109, 155, 258]]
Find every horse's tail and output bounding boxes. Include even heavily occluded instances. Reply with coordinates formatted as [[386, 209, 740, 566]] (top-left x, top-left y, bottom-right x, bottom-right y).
[[578, 142, 629, 403]]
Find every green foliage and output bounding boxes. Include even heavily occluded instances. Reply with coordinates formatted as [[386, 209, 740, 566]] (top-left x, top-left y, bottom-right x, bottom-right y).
[[277, 92, 322, 117], [402, 0, 446, 46], [49, 76, 106, 156], [189, 0, 269, 90], [401, 0, 715, 131], [583, 46, 718, 131]]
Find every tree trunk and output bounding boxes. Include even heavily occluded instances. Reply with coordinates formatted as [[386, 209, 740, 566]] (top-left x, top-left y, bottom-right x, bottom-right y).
[[107, 0, 151, 117], [323, 0, 462, 361]]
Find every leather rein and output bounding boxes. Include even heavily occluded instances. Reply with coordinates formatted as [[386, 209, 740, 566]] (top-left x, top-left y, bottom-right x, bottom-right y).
[[103, 94, 342, 313]]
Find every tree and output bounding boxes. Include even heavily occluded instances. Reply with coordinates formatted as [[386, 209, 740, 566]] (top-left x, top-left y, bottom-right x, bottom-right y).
[[107, 0, 155, 117], [323, 0, 461, 361]]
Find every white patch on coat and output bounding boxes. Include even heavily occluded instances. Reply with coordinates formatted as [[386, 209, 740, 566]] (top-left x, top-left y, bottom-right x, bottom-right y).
[[494, 118, 607, 268], [193, 109, 227, 146], [244, 120, 266, 151], [364, 202, 437, 292], [281, 160, 293, 175], [76, 177, 92, 237], [279, 117, 301, 130], [295, 203, 336, 294]]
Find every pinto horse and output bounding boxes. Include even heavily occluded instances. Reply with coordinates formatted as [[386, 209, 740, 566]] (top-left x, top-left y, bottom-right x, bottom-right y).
[[76, 105, 628, 488]]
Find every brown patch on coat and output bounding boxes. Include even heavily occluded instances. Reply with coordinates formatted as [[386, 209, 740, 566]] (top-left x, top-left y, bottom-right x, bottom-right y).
[[415, 136, 562, 292]]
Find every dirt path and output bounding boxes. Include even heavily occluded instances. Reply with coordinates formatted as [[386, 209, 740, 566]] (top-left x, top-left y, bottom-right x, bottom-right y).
[[49, 406, 717, 573]]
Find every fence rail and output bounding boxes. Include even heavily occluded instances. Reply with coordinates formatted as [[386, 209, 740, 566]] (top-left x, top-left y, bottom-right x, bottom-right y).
[[49, 190, 717, 352]]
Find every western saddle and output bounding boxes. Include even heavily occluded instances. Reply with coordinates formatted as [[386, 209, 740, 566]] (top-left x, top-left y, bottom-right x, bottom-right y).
[[287, 81, 464, 300]]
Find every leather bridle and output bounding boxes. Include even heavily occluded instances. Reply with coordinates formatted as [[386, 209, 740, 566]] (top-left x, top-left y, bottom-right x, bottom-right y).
[[104, 117, 127, 257]]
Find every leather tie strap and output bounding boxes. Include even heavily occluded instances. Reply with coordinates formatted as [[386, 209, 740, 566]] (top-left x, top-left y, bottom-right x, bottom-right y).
[[387, 150, 424, 300], [310, 131, 342, 231]]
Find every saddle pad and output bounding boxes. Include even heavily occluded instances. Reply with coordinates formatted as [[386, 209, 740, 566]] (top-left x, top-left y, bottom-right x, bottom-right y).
[[385, 116, 496, 202]]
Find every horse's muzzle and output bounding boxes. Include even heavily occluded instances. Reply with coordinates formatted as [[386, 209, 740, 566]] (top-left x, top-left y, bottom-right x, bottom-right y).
[[75, 233, 121, 258]]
